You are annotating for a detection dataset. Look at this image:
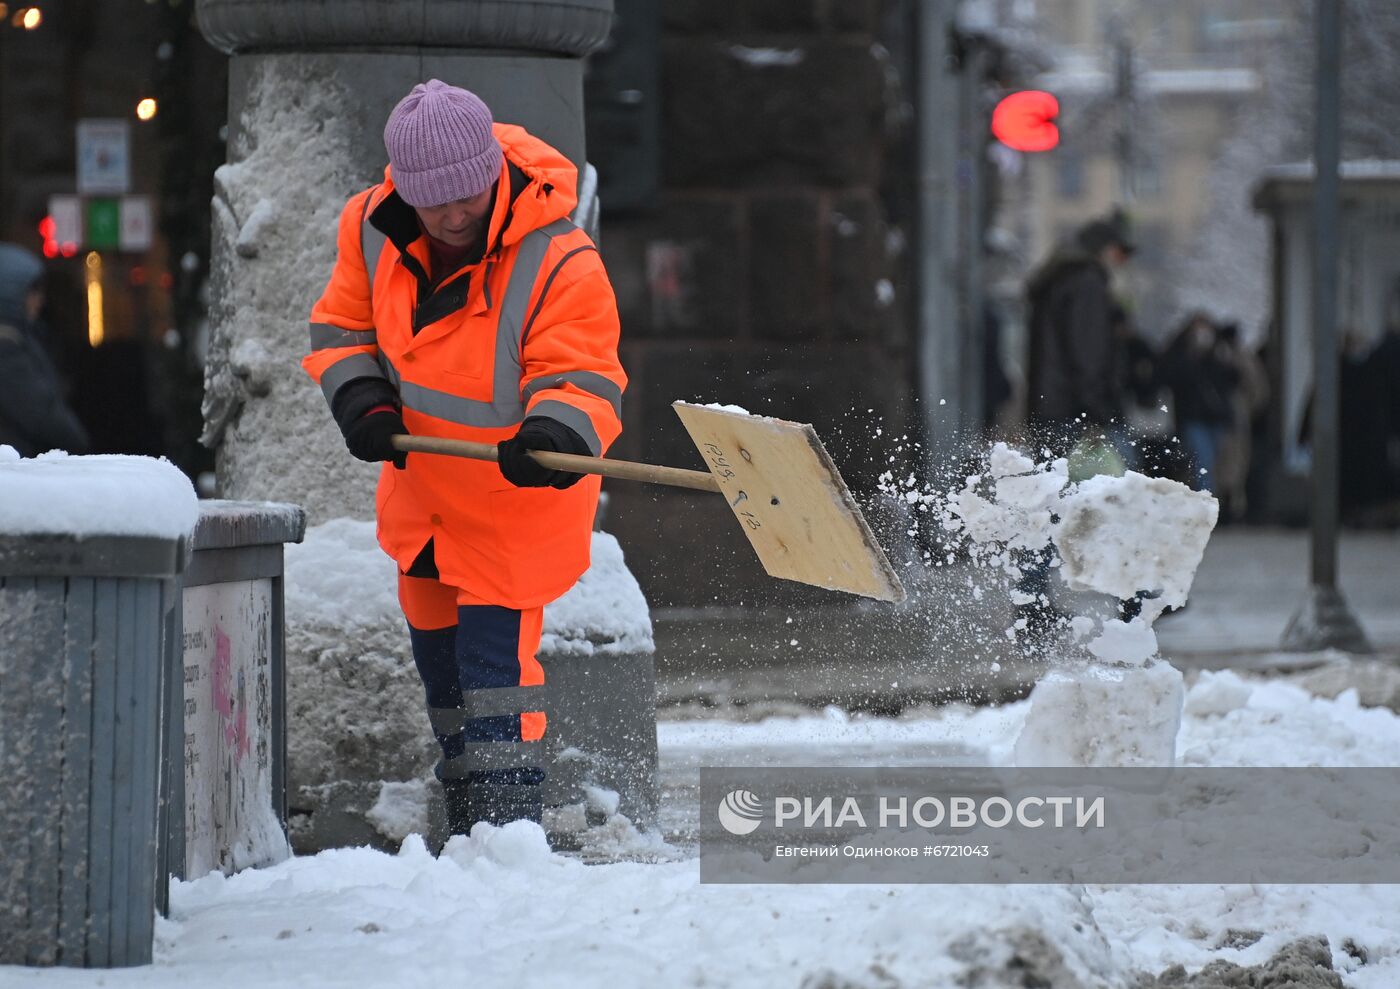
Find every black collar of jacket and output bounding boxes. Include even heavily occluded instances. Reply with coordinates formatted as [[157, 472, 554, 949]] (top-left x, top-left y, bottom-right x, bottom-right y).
[[368, 162, 532, 279], [366, 165, 530, 332]]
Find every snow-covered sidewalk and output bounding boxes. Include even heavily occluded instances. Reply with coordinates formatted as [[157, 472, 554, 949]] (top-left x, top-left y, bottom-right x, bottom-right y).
[[7, 667, 1399, 988]]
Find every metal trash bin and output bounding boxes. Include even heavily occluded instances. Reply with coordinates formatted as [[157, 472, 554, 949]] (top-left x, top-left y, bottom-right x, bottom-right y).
[[0, 532, 186, 968], [173, 500, 305, 880]]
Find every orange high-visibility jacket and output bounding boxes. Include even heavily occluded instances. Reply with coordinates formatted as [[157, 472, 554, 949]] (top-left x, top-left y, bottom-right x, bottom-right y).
[[303, 124, 626, 609]]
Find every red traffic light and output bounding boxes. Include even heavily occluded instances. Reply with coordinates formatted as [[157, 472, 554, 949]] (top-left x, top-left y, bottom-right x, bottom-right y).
[[38, 215, 78, 259], [992, 90, 1060, 152]]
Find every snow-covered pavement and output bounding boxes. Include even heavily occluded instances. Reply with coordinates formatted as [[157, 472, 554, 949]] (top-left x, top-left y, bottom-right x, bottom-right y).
[[8, 668, 1400, 989]]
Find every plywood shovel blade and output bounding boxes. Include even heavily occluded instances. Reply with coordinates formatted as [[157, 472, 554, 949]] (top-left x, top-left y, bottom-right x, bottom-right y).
[[672, 402, 906, 603]]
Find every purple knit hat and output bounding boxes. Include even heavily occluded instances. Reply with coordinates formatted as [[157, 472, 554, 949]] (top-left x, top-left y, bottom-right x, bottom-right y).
[[383, 80, 503, 208]]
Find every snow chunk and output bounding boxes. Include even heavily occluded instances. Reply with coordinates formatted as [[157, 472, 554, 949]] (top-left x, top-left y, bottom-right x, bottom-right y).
[[1053, 472, 1218, 618], [442, 821, 553, 870], [1184, 669, 1253, 718], [995, 469, 1067, 512], [235, 197, 276, 258], [0, 452, 197, 540], [989, 441, 1037, 478], [1086, 617, 1159, 666], [366, 778, 431, 844], [1014, 660, 1184, 767], [698, 402, 752, 416], [582, 784, 621, 818]]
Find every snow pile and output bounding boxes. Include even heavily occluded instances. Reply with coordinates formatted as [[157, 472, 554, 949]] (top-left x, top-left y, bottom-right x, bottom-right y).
[[0, 449, 197, 540], [11, 673, 1400, 987], [285, 518, 654, 657], [147, 828, 1118, 989], [282, 519, 653, 851], [1012, 662, 1185, 767], [540, 533, 655, 657]]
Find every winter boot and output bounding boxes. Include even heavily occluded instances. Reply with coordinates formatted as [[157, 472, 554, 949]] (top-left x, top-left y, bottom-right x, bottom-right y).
[[442, 778, 544, 837]]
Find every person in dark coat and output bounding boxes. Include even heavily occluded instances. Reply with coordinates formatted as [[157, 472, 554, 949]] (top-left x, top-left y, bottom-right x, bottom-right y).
[[1025, 210, 1135, 439], [0, 243, 89, 457], [1162, 313, 1239, 492], [1016, 211, 1135, 640]]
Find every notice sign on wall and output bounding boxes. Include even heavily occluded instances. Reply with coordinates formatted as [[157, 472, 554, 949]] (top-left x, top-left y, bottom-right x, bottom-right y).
[[76, 119, 131, 195], [119, 196, 153, 252]]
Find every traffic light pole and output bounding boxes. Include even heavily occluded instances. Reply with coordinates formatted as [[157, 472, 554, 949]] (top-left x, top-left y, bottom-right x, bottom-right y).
[[1281, 0, 1371, 655]]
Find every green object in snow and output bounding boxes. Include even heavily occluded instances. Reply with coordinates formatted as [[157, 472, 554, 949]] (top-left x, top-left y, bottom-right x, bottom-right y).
[[1068, 436, 1126, 483]]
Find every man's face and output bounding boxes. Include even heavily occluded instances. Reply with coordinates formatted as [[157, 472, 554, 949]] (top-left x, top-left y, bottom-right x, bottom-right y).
[[414, 186, 493, 248]]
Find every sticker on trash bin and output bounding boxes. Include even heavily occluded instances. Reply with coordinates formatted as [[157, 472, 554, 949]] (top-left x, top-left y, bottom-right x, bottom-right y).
[[183, 580, 285, 876]]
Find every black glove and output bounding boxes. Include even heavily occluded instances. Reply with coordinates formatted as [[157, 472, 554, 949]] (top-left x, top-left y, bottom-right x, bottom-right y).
[[497, 417, 590, 489], [344, 408, 408, 469], [331, 378, 407, 468]]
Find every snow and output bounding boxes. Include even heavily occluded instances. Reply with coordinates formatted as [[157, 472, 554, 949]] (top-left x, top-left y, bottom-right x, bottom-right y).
[[1053, 472, 1219, 620], [284, 518, 653, 658], [697, 402, 752, 416], [1012, 660, 1184, 767], [10, 673, 1400, 987], [234, 198, 276, 258], [1084, 616, 1158, 664], [365, 779, 431, 845], [882, 443, 1220, 769], [1182, 669, 1253, 718], [0, 450, 198, 541]]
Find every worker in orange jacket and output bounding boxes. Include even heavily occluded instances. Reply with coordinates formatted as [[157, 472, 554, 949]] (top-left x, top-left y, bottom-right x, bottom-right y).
[[303, 80, 626, 838]]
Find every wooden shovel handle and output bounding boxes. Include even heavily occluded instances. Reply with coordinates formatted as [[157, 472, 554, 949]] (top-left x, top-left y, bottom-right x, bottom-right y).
[[390, 434, 721, 493]]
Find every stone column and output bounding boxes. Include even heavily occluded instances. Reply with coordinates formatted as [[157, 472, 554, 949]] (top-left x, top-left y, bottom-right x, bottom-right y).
[[195, 0, 611, 522]]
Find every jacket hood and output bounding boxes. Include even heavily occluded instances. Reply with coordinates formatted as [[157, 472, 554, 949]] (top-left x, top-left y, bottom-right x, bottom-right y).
[[0, 243, 43, 328], [491, 123, 578, 247]]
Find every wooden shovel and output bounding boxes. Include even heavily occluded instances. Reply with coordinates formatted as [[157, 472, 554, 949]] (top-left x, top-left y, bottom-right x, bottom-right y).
[[391, 401, 906, 603]]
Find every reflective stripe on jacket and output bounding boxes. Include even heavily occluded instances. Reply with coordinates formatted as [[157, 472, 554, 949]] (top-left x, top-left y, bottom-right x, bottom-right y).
[[303, 123, 626, 608]]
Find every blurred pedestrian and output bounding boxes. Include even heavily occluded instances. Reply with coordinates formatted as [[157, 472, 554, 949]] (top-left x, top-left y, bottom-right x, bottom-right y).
[[1371, 283, 1400, 515], [1212, 321, 1268, 522], [1025, 209, 1135, 441], [0, 243, 89, 457], [1162, 313, 1238, 492], [1018, 210, 1136, 638]]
